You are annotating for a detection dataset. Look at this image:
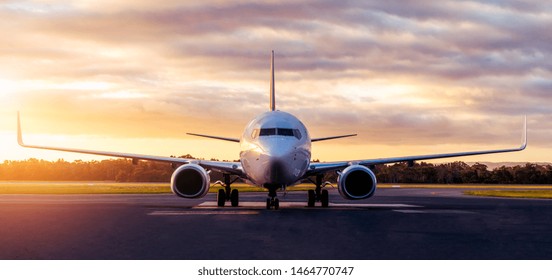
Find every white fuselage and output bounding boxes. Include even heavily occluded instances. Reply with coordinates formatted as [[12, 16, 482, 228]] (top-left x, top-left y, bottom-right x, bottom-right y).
[[239, 111, 311, 187]]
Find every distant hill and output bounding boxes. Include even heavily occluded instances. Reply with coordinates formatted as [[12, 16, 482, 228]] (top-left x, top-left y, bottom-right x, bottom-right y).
[[465, 162, 552, 170]]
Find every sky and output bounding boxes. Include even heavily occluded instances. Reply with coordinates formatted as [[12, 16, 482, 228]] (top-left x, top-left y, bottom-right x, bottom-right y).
[[0, 0, 551, 164]]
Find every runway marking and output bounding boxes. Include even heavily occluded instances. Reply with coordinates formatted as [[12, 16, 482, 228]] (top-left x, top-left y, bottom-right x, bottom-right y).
[[394, 209, 476, 214], [393, 210, 427, 214], [329, 203, 421, 208], [148, 210, 259, 216], [195, 201, 421, 209]]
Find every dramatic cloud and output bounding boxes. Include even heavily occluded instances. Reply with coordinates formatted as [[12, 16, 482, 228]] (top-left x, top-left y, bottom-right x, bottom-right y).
[[0, 0, 550, 162]]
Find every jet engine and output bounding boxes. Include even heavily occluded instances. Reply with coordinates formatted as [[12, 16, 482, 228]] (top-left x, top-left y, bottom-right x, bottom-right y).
[[337, 165, 377, 200], [170, 164, 210, 198]]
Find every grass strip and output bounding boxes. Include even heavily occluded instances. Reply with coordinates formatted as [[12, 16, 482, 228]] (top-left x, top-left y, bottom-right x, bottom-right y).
[[464, 190, 552, 199], [0, 182, 313, 194], [1, 182, 552, 195]]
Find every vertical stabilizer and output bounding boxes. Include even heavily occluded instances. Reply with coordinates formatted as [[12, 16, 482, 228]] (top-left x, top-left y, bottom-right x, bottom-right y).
[[270, 50, 275, 111]]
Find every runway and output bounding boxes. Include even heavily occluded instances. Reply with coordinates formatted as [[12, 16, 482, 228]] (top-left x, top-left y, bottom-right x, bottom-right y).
[[0, 188, 551, 259]]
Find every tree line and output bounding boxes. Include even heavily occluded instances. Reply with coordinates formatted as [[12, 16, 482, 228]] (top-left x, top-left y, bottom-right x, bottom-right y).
[[1, 157, 551, 184], [373, 162, 552, 184]]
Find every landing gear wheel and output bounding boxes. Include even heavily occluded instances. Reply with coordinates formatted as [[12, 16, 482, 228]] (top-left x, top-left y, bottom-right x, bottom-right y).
[[307, 190, 315, 207], [266, 197, 280, 210], [321, 189, 329, 207], [217, 189, 226, 207], [230, 189, 239, 207], [265, 185, 281, 210]]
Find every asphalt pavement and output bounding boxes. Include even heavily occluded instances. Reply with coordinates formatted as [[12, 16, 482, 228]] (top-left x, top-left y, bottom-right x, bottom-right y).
[[0, 188, 550, 259]]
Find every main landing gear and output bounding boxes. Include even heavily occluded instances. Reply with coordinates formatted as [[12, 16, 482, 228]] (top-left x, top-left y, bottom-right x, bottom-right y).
[[307, 174, 329, 208], [217, 174, 239, 207]]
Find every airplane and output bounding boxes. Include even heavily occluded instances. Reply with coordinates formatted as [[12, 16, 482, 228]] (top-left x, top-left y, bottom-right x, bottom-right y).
[[17, 51, 527, 210]]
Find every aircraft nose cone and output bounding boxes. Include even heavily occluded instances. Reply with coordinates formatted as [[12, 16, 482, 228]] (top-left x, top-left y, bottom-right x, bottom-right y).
[[267, 159, 286, 183], [264, 144, 294, 159], [260, 144, 295, 184]]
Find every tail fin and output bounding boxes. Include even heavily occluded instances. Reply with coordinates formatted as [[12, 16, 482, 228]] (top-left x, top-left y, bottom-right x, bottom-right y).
[[270, 50, 275, 111]]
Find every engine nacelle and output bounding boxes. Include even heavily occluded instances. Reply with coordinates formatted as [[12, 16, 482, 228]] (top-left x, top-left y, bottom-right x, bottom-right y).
[[170, 164, 210, 198], [337, 165, 377, 200]]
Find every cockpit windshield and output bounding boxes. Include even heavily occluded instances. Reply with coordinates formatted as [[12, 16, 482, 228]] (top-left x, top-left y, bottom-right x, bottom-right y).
[[252, 128, 302, 139], [259, 128, 276, 136]]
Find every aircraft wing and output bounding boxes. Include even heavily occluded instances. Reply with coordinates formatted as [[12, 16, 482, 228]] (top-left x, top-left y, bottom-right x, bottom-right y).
[[306, 116, 527, 176], [17, 113, 244, 176]]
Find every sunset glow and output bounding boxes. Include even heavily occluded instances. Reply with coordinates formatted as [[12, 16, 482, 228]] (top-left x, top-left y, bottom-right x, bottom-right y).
[[1, 0, 550, 163]]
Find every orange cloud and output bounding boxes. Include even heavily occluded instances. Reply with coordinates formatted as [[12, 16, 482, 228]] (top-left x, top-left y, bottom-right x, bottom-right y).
[[0, 0, 549, 163]]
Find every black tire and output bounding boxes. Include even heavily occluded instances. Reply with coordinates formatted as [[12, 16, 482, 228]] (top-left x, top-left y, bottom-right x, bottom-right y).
[[266, 198, 272, 209], [274, 198, 280, 210], [307, 190, 315, 207], [230, 189, 239, 207], [217, 189, 226, 207], [321, 189, 329, 207]]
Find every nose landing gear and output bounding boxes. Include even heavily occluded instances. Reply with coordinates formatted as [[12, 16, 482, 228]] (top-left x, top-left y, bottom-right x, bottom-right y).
[[265, 184, 281, 210], [266, 197, 279, 210]]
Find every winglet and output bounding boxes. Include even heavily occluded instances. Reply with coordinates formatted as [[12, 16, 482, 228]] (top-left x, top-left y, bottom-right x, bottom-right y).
[[520, 115, 527, 150], [270, 50, 275, 111], [17, 111, 25, 147]]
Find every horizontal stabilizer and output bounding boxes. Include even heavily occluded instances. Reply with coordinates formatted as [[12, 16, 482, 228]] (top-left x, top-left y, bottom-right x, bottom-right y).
[[187, 133, 240, 143], [311, 134, 357, 142]]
